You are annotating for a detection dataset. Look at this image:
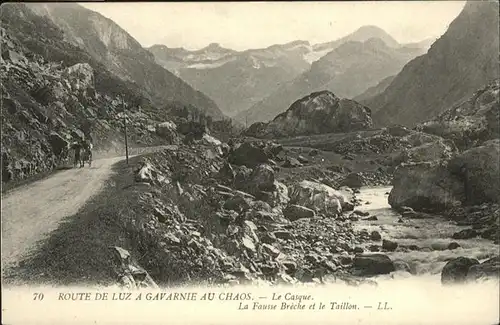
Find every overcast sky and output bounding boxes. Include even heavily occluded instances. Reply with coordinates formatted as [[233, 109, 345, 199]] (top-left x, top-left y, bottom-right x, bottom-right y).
[[81, 1, 466, 51]]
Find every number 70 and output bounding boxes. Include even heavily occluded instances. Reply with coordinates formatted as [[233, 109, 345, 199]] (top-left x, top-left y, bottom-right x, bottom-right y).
[[33, 293, 44, 301]]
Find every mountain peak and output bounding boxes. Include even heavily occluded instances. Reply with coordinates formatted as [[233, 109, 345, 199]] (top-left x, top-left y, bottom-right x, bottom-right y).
[[349, 25, 400, 47], [354, 25, 387, 34], [206, 42, 223, 50], [196, 42, 235, 55]]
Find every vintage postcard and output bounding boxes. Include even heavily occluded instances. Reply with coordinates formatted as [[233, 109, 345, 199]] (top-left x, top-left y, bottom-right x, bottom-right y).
[[1, 1, 499, 324]]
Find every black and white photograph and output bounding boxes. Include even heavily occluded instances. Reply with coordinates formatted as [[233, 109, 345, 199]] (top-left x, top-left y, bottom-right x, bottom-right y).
[[1, 1, 499, 324]]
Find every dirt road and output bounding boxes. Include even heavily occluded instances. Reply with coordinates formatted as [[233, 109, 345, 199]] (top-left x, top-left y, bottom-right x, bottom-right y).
[[1, 145, 177, 274], [1, 156, 126, 271]]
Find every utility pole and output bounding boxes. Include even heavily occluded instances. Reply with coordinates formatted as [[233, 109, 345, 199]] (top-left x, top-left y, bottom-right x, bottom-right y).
[[122, 96, 129, 165]]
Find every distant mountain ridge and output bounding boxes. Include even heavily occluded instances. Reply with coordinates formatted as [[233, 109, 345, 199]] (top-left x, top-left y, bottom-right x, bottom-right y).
[[27, 3, 225, 119], [236, 35, 427, 125], [149, 25, 430, 119], [364, 0, 499, 127], [149, 40, 314, 117]]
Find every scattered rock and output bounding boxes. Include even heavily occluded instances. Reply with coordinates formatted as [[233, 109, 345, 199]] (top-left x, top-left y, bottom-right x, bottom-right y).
[[48, 132, 69, 156], [156, 121, 179, 144], [248, 164, 276, 193], [353, 254, 395, 276], [229, 142, 269, 168], [262, 244, 281, 258], [452, 229, 479, 240], [370, 231, 382, 241], [261, 232, 277, 244], [466, 256, 500, 281], [273, 230, 294, 240], [283, 156, 303, 168], [353, 210, 370, 217], [110, 246, 158, 289], [340, 173, 364, 189], [288, 180, 346, 216], [393, 260, 412, 274], [441, 257, 480, 284], [297, 155, 309, 164], [338, 255, 353, 266], [308, 149, 319, 156], [382, 239, 398, 252], [283, 204, 315, 221], [353, 247, 364, 254]]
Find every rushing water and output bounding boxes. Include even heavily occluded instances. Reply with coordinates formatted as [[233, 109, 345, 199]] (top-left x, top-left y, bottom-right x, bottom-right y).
[[353, 186, 499, 276]]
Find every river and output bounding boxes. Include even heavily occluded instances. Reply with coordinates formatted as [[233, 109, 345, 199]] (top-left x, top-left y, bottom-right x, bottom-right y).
[[353, 186, 499, 276]]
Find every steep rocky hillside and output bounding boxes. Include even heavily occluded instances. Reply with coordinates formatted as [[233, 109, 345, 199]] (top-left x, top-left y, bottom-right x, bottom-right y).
[[0, 4, 180, 183], [244, 91, 373, 138], [238, 37, 426, 125], [417, 79, 499, 150], [365, 1, 499, 127], [353, 75, 396, 102], [26, 3, 225, 120]]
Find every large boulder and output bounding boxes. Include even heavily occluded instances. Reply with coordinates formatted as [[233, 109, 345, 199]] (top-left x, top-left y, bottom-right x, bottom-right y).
[[256, 181, 290, 208], [466, 256, 500, 281], [156, 121, 179, 144], [228, 142, 269, 168], [63, 63, 95, 98], [245, 91, 373, 138], [389, 161, 464, 213], [396, 139, 456, 164], [273, 181, 290, 207], [288, 180, 347, 216], [48, 131, 69, 156], [283, 204, 315, 221], [247, 164, 275, 194], [352, 254, 396, 276], [177, 121, 208, 139], [233, 165, 253, 190], [441, 257, 480, 285], [201, 133, 222, 147], [448, 139, 500, 205], [282, 156, 302, 168], [340, 173, 364, 189]]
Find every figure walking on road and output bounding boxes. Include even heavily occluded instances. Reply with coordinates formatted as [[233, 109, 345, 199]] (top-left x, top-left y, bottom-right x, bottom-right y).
[[81, 139, 93, 167], [73, 141, 82, 168]]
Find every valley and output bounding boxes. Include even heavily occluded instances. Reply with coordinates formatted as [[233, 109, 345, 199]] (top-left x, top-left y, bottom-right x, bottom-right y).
[[0, 1, 498, 309]]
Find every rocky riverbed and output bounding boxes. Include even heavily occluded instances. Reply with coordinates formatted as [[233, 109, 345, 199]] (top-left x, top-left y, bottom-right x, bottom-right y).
[[98, 135, 498, 289], [352, 187, 499, 278]]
